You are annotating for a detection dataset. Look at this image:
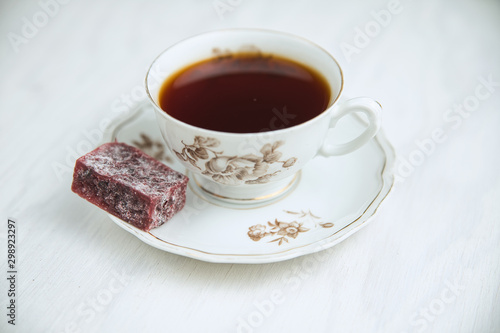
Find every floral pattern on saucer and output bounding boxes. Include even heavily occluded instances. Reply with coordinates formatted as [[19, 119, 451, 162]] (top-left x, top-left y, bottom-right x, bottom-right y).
[[106, 102, 395, 263], [173, 136, 297, 185], [248, 210, 334, 245], [132, 133, 173, 163]]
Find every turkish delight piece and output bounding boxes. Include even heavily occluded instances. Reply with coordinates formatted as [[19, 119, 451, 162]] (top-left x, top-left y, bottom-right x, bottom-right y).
[[71, 142, 188, 231]]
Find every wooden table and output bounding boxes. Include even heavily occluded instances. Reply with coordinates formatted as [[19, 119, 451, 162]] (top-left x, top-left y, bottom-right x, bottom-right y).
[[1, 0, 499, 332]]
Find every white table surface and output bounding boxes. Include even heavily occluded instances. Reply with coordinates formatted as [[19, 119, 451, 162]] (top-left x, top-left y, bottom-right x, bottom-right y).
[[1, 0, 499, 332]]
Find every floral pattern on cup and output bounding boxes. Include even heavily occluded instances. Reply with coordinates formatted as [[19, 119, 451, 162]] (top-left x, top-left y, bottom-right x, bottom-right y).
[[173, 136, 297, 185], [248, 210, 334, 245]]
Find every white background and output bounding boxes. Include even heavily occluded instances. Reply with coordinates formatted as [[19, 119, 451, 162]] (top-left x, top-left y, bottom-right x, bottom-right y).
[[1, 0, 499, 332]]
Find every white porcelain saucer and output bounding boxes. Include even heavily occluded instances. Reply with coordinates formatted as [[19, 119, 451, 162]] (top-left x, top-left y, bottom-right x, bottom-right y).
[[104, 102, 395, 264]]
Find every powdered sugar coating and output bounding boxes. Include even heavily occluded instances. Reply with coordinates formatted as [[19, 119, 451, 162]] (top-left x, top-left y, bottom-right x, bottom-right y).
[[71, 142, 188, 231]]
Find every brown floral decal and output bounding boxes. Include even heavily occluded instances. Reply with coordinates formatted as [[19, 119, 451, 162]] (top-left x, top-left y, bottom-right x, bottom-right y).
[[248, 224, 268, 242], [174, 136, 297, 185], [133, 133, 173, 163], [248, 210, 334, 245]]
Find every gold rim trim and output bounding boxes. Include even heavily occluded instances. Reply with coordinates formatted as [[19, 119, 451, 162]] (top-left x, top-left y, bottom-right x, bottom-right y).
[[190, 172, 300, 202], [187, 171, 301, 211]]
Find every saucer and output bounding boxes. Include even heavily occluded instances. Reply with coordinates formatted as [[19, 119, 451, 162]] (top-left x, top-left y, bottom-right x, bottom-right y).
[[104, 102, 395, 264]]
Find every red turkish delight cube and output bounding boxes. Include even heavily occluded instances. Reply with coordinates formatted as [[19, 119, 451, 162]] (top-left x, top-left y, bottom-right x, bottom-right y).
[[71, 142, 188, 231]]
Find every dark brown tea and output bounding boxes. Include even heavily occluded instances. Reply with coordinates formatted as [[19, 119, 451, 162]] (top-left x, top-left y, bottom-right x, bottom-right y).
[[158, 53, 331, 133]]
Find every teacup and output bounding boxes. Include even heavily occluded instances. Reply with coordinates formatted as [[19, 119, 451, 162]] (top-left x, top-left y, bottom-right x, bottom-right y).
[[145, 29, 381, 207]]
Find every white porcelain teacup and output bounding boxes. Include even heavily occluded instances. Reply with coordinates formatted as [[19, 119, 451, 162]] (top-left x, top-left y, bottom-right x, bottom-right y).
[[146, 29, 381, 207]]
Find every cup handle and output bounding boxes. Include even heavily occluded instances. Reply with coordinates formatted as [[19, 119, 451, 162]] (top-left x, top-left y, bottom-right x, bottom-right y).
[[319, 97, 382, 156]]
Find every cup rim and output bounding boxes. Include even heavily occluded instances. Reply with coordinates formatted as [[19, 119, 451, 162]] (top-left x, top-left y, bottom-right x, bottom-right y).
[[145, 28, 344, 137]]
